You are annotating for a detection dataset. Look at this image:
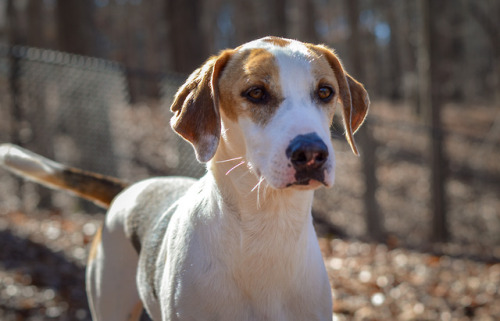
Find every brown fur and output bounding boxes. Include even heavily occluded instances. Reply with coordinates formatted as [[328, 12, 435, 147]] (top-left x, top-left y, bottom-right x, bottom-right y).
[[345, 74, 370, 133], [87, 226, 102, 263], [219, 48, 284, 125], [306, 43, 369, 155], [56, 168, 128, 208], [127, 301, 144, 321], [170, 50, 234, 162], [262, 37, 291, 47]]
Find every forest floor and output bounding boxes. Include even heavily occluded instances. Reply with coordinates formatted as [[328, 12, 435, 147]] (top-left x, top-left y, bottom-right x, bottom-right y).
[[0, 101, 499, 320], [0, 208, 498, 321]]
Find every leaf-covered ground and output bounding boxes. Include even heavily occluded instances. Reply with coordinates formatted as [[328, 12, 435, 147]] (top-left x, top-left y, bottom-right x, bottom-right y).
[[0, 207, 498, 321]]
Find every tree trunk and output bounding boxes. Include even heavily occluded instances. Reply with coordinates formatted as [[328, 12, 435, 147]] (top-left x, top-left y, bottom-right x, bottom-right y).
[[7, 0, 25, 204], [27, 0, 45, 47], [383, 0, 402, 100], [344, 0, 385, 242], [165, 0, 208, 73], [301, 0, 319, 43], [56, 0, 98, 56], [271, 0, 287, 38], [25, 0, 54, 208], [56, 0, 116, 212], [398, 1, 419, 110], [418, 0, 448, 242], [468, 1, 500, 104]]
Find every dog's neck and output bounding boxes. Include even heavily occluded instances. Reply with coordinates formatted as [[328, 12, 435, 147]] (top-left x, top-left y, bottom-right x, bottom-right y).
[[209, 140, 315, 234], [208, 144, 317, 300]]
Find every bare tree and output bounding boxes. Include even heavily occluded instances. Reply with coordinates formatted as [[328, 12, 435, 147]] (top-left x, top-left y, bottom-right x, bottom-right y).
[[344, 0, 385, 242], [382, 0, 402, 99], [6, 0, 24, 146], [417, 0, 448, 242], [298, 0, 319, 43], [6, 0, 26, 204], [397, 1, 419, 109], [56, 0, 117, 212], [165, 0, 208, 73], [27, 0, 45, 47], [271, 0, 287, 38], [468, 1, 500, 104], [56, 0, 98, 56], [25, 0, 54, 208]]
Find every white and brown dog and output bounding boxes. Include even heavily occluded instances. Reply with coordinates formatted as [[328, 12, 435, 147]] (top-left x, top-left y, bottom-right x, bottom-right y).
[[0, 37, 368, 321]]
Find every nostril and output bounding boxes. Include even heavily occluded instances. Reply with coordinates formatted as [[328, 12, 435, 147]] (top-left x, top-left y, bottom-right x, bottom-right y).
[[314, 150, 327, 164], [291, 150, 308, 165], [286, 133, 329, 171]]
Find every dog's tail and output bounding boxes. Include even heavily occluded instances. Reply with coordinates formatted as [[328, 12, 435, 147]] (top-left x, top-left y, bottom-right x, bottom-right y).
[[0, 144, 128, 208]]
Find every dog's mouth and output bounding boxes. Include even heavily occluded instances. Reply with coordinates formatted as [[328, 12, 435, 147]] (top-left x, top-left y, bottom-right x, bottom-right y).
[[288, 179, 324, 186], [251, 157, 331, 190], [286, 179, 326, 188], [286, 169, 327, 187], [286, 171, 328, 188]]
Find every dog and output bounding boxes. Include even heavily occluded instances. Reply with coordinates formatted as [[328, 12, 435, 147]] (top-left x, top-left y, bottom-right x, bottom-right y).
[[0, 36, 369, 321]]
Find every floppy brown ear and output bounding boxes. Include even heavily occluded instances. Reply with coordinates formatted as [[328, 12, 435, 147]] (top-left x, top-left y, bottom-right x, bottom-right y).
[[310, 45, 369, 156], [170, 50, 233, 162], [346, 74, 370, 135]]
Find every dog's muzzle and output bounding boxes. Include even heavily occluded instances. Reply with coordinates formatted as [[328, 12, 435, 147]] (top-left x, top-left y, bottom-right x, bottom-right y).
[[285, 133, 328, 186]]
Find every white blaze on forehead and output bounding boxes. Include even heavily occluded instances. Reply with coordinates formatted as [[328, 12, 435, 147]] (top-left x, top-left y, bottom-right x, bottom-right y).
[[239, 38, 313, 69], [276, 52, 313, 104]]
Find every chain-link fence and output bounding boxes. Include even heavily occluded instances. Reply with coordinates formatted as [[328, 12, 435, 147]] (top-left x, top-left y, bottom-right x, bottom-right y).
[[0, 44, 204, 181]]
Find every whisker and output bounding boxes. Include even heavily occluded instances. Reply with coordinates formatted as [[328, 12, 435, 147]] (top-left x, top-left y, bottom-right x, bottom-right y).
[[251, 176, 265, 192], [255, 176, 266, 209], [256, 188, 261, 209], [225, 161, 245, 176], [216, 156, 243, 164]]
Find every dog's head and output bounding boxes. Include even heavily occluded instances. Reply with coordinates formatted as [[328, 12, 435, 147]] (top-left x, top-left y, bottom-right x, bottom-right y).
[[171, 36, 369, 190]]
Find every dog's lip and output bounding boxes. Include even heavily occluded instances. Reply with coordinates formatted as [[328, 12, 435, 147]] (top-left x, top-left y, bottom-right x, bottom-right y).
[[290, 168, 327, 187], [286, 178, 326, 188]]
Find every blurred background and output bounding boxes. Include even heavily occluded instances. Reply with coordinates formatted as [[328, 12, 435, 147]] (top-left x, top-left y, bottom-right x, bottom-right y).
[[0, 0, 499, 320]]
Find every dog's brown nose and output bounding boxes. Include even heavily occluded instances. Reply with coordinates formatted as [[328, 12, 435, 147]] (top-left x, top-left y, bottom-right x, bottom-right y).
[[286, 133, 328, 171]]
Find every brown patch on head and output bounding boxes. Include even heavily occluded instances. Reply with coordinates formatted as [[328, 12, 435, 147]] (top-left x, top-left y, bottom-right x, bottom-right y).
[[219, 48, 284, 125], [308, 49, 340, 116], [262, 36, 291, 47]]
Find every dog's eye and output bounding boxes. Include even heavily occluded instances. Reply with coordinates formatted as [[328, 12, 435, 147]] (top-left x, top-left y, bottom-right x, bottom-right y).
[[317, 86, 334, 102], [244, 87, 267, 103]]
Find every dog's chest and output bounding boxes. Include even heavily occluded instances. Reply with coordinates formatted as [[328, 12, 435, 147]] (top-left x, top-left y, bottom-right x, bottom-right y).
[[154, 203, 330, 320]]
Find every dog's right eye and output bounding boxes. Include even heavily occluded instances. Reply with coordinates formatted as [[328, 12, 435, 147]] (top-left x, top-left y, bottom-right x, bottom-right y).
[[243, 87, 268, 104], [317, 85, 334, 103]]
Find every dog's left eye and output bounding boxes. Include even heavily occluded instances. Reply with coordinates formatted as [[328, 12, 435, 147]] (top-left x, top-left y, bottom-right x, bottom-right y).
[[317, 86, 334, 102]]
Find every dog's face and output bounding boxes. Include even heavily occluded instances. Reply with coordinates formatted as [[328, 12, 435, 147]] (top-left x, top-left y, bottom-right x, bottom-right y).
[[171, 37, 369, 190]]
